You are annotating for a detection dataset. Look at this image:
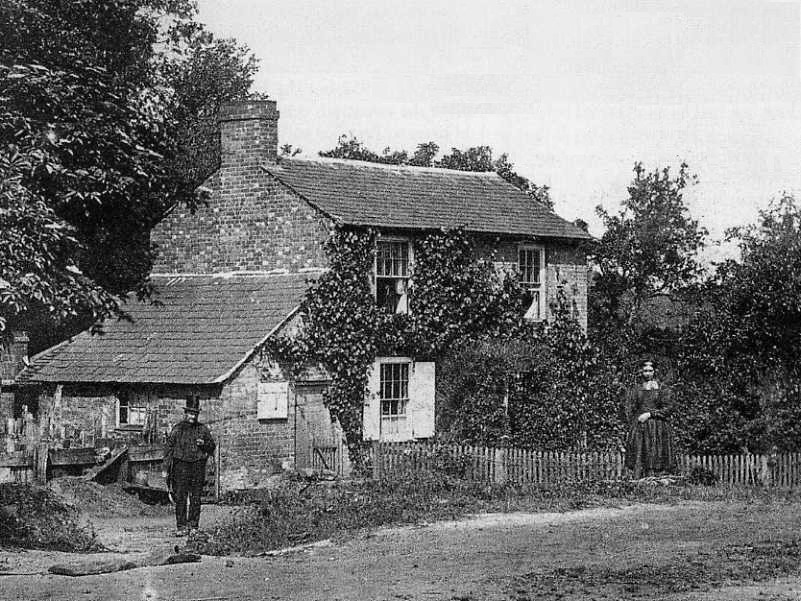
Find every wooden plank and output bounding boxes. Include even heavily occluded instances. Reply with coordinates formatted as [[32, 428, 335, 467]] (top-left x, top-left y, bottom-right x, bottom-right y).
[[0, 453, 34, 468], [128, 446, 164, 462], [81, 446, 129, 483], [742, 454, 747, 486], [783, 453, 789, 487], [48, 447, 98, 467], [545, 451, 551, 483]]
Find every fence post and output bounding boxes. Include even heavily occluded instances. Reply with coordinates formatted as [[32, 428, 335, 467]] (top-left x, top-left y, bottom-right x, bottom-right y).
[[494, 447, 507, 484], [35, 441, 49, 483]]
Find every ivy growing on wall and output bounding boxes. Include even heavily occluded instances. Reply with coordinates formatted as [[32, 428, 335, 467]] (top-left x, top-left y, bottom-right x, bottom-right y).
[[267, 226, 614, 466]]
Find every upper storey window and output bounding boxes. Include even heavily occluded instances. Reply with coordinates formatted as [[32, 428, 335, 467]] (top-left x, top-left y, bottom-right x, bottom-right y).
[[375, 240, 410, 314], [518, 245, 545, 320]]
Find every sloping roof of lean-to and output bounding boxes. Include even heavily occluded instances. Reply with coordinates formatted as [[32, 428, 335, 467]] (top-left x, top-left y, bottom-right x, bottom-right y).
[[266, 158, 590, 240], [21, 273, 312, 385]]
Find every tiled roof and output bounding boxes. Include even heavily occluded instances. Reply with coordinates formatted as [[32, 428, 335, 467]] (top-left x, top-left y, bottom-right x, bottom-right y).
[[267, 158, 590, 240], [21, 273, 312, 385]]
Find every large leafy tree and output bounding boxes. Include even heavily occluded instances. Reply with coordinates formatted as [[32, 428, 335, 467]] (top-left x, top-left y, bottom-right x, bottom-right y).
[[590, 162, 707, 337], [670, 194, 801, 453], [714, 194, 801, 369], [0, 0, 257, 338], [319, 136, 553, 209]]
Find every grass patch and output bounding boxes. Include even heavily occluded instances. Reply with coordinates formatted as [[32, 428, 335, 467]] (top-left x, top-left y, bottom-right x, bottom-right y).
[[0, 483, 98, 552], [191, 475, 801, 556]]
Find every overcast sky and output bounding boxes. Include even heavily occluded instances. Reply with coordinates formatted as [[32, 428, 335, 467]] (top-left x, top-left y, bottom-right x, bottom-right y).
[[196, 0, 801, 256]]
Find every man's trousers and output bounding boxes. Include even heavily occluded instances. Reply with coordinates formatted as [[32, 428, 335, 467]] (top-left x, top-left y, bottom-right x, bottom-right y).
[[171, 459, 207, 529]]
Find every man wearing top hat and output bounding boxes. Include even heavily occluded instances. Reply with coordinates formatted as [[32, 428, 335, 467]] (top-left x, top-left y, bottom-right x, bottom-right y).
[[163, 396, 216, 535]]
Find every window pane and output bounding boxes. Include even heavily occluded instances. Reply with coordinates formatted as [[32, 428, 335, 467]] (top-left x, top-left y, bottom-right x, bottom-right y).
[[519, 248, 541, 285], [377, 241, 409, 277], [380, 362, 409, 402]]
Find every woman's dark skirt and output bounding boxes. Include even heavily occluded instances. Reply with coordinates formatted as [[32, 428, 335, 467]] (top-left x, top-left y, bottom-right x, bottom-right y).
[[624, 418, 676, 476]]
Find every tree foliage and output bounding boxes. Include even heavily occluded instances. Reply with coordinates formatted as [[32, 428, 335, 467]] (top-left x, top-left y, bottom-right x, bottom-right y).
[[591, 162, 707, 334], [668, 194, 801, 453], [0, 0, 257, 334], [0, 150, 118, 328], [715, 195, 801, 369], [589, 173, 801, 454], [437, 298, 625, 450]]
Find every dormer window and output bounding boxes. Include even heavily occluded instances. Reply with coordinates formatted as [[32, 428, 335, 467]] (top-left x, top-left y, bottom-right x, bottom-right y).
[[375, 239, 411, 314], [518, 245, 545, 320]]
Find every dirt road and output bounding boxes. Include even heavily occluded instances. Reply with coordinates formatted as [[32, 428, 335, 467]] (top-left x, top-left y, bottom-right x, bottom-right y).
[[2, 501, 801, 600]]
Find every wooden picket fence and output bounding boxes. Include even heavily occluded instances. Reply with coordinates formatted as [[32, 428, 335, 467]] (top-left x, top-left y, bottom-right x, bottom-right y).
[[368, 441, 801, 487]]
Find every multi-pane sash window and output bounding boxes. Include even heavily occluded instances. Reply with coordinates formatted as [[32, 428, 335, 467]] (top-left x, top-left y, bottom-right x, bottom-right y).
[[376, 240, 410, 313], [118, 393, 147, 428], [518, 246, 545, 320], [380, 362, 409, 436]]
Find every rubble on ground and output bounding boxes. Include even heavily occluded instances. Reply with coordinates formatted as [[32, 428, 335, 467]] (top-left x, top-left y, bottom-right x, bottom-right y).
[[48, 477, 165, 519]]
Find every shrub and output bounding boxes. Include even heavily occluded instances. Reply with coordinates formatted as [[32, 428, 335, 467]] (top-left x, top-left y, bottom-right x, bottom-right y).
[[687, 466, 719, 486]]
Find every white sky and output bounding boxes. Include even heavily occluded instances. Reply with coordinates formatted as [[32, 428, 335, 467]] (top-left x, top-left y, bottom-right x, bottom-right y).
[[196, 0, 801, 257]]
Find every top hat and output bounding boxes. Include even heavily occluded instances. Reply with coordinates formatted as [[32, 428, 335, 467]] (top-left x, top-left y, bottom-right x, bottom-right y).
[[184, 396, 201, 414]]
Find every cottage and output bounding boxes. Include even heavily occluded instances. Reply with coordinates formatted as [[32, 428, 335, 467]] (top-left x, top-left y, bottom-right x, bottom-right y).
[[14, 100, 590, 490]]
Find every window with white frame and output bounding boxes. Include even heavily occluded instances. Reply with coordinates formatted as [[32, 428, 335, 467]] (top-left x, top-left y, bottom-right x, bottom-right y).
[[518, 245, 545, 320], [375, 239, 410, 314], [118, 391, 147, 429], [380, 362, 409, 437]]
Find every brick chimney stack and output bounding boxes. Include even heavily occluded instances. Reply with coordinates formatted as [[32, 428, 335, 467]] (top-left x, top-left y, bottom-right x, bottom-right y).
[[218, 100, 279, 169], [1, 331, 28, 382]]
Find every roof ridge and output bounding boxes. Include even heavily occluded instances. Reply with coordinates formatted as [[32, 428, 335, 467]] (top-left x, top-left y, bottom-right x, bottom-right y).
[[149, 269, 325, 279], [280, 156, 501, 177]]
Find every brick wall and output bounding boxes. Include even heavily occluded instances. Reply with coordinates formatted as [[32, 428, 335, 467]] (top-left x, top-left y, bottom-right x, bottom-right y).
[[152, 176, 330, 274], [208, 361, 297, 490], [151, 100, 332, 274], [1, 332, 29, 382], [219, 101, 279, 169], [0, 390, 14, 422]]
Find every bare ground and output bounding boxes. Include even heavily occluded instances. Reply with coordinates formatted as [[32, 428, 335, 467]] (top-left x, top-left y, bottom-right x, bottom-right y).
[[2, 500, 801, 600]]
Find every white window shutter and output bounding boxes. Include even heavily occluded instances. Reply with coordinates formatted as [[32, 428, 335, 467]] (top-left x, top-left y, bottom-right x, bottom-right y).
[[362, 361, 381, 440], [410, 361, 436, 438], [257, 382, 289, 419]]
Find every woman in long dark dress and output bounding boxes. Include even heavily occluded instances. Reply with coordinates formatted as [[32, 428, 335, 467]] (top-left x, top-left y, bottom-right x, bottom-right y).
[[624, 361, 676, 478]]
